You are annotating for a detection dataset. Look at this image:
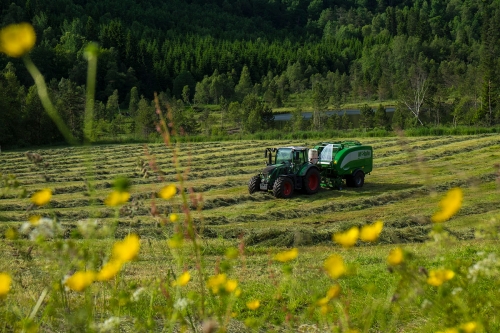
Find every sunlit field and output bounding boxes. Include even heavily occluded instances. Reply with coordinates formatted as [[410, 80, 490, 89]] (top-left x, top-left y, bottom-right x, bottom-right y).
[[1, 134, 499, 332]]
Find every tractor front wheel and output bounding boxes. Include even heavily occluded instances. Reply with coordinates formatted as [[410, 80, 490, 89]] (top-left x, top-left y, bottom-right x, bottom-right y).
[[273, 177, 294, 198], [248, 175, 261, 194], [303, 168, 321, 194]]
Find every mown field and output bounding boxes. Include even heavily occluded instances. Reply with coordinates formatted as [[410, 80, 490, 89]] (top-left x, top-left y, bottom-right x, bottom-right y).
[[1, 134, 499, 243], [1, 134, 500, 332]]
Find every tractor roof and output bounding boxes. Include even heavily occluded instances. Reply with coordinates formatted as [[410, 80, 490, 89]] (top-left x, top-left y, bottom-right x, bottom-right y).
[[279, 146, 308, 150]]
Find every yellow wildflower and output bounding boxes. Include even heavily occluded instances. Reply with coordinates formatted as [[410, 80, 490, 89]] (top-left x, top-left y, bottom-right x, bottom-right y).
[[169, 213, 179, 223], [274, 248, 298, 262], [333, 226, 359, 248], [431, 187, 463, 223], [207, 273, 227, 294], [0, 23, 36, 58], [158, 185, 176, 200], [31, 188, 52, 206], [104, 190, 130, 207], [65, 271, 95, 292], [427, 269, 455, 287], [29, 215, 41, 225], [96, 260, 122, 281], [460, 322, 478, 333], [112, 234, 140, 262], [234, 288, 242, 297], [360, 221, 383, 242], [323, 254, 346, 279], [225, 279, 238, 293], [387, 247, 404, 266], [246, 300, 260, 310], [326, 284, 341, 299], [0, 273, 12, 298], [172, 271, 191, 287], [5, 228, 17, 240]]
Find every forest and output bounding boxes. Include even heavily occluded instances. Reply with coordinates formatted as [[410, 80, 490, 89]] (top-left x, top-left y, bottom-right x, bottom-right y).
[[1, 0, 500, 147]]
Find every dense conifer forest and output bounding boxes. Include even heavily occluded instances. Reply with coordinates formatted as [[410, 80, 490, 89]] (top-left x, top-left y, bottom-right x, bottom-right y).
[[1, 0, 500, 147]]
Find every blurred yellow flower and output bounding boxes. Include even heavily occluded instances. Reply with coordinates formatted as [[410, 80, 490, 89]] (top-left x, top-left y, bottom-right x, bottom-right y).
[[31, 188, 52, 206], [172, 271, 191, 287], [360, 221, 383, 242], [246, 300, 260, 310], [65, 271, 95, 292], [324, 254, 346, 279], [431, 187, 463, 223], [225, 279, 238, 293], [387, 247, 404, 266], [0, 273, 12, 298], [4, 228, 17, 240], [0, 23, 36, 58], [104, 190, 130, 207], [207, 273, 227, 294], [234, 288, 242, 297], [158, 185, 176, 199], [112, 234, 140, 262], [29, 215, 41, 225], [427, 269, 455, 287], [96, 260, 122, 281], [326, 284, 341, 299], [333, 226, 359, 248], [169, 213, 179, 223], [274, 248, 298, 262], [460, 322, 478, 333]]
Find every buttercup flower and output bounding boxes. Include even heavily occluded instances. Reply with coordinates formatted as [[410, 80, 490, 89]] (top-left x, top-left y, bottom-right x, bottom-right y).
[[431, 187, 463, 223], [0, 23, 36, 58], [274, 248, 298, 262], [0, 273, 12, 298], [112, 234, 140, 262], [31, 188, 52, 206], [104, 190, 130, 207], [427, 269, 455, 287], [172, 271, 191, 287], [65, 271, 95, 292], [460, 321, 478, 333], [158, 185, 176, 199], [360, 221, 383, 242], [387, 247, 404, 266], [246, 300, 260, 310], [169, 213, 179, 223], [333, 226, 359, 248], [207, 273, 227, 294], [324, 254, 346, 279], [96, 260, 123, 281], [225, 279, 238, 293], [29, 215, 41, 226]]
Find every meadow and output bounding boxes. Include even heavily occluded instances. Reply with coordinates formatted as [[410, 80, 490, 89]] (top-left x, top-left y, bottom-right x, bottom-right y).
[[1, 133, 500, 332]]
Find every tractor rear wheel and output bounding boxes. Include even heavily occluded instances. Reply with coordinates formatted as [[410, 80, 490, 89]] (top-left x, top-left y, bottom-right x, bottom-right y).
[[303, 168, 321, 194], [273, 177, 294, 198], [352, 170, 365, 188], [248, 175, 261, 194]]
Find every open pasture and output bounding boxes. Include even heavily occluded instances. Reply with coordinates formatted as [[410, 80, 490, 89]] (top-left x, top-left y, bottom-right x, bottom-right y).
[[1, 134, 499, 245]]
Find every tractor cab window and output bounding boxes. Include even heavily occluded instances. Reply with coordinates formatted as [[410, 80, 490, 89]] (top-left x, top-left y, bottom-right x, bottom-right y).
[[275, 148, 292, 164]]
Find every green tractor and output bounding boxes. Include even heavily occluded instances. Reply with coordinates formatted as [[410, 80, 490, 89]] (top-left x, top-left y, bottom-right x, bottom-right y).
[[249, 141, 373, 198], [248, 146, 321, 198]]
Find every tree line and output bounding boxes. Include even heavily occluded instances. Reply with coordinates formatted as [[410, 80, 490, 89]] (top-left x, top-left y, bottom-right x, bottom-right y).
[[1, 0, 500, 147]]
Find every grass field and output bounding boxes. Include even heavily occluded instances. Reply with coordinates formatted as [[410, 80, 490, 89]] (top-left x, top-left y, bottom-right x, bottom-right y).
[[1, 134, 499, 332]]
